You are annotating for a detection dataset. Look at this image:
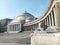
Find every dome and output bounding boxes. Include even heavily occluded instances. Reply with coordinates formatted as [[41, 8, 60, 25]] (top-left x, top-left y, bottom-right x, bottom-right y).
[[16, 11, 35, 21], [9, 11, 35, 24], [16, 11, 35, 23], [25, 17, 34, 22]]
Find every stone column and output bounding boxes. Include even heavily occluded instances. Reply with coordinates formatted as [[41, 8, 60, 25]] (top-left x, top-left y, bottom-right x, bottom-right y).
[[7, 25, 9, 31], [54, 0, 60, 27], [10, 25, 11, 31], [46, 18, 47, 25], [12, 25, 14, 31], [45, 18, 47, 25], [11, 25, 12, 31], [13, 25, 14, 31], [15, 24, 17, 31], [44, 19, 45, 25], [48, 16, 50, 26], [17, 24, 19, 31], [11, 25, 13, 31], [50, 13, 53, 26], [46, 17, 49, 26], [39, 22, 41, 28], [15, 24, 16, 31], [17, 24, 18, 31], [16, 24, 18, 31], [18, 24, 22, 32], [52, 8, 56, 26], [51, 12, 54, 26], [8, 25, 10, 31], [14, 25, 15, 31], [49, 15, 51, 26]]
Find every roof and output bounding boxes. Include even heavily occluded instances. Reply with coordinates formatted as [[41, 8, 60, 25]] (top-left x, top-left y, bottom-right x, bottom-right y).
[[17, 11, 34, 18]]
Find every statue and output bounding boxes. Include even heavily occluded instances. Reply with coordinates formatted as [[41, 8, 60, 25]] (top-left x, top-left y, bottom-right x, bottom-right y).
[[40, 22, 48, 31]]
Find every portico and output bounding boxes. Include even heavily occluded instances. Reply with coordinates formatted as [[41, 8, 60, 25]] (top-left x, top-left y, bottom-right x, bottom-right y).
[[7, 23, 22, 33]]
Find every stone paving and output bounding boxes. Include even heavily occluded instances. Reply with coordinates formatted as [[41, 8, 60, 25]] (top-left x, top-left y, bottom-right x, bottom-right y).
[[0, 31, 33, 45], [0, 43, 31, 45]]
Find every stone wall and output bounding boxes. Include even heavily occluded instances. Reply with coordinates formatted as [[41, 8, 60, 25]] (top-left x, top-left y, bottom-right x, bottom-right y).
[[31, 33, 60, 45]]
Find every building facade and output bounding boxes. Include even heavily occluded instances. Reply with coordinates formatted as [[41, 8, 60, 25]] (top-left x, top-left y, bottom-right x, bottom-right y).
[[7, 12, 36, 33], [7, 0, 60, 33]]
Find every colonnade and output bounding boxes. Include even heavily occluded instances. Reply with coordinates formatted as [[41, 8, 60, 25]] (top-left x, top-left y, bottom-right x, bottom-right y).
[[41, 0, 60, 27], [41, 7, 56, 26], [7, 24, 22, 32], [23, 0, 60, 31], [23, 23, 38, 31]]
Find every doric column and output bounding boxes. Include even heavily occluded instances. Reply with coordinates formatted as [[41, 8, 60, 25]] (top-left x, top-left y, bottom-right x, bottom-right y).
[[9, 25, 11, 31], [54, 0, 60, 27], [11, 25, 13, 31], [45, 18, 47, 25], [9, 25, 10, 31], [46, 17, 49, 26], [19, 24, 22, 31], [49, 14, 51, 26], [11, 25, 12, 31], [51, 12, 54, 26], [13, 25, 14, 31], [18, 24, 19, 31], [14, 25, 15, 31], [17, 24, 18, 31], [50, 13, 52, 26], [7, 25, 9, 31], [48, 16, 50, 26], [15, 24, 16, 31], [46, 18, 47, 25], [52, 8, 56, 26], [44, 19, 45, 25], [39, 22, 42, 28], [12, 25, 13, 31], [16, 24, 17, 31]]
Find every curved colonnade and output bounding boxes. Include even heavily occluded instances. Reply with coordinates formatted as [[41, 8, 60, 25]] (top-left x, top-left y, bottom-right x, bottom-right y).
[[23, 0, 60, 31]]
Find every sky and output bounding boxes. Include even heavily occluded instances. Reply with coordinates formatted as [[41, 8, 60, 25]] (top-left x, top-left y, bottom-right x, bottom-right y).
[[0, 0, 50, 19]]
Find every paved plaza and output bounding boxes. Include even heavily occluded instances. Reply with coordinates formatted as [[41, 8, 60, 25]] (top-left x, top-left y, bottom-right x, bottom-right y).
[[0, 31, 33, 45]]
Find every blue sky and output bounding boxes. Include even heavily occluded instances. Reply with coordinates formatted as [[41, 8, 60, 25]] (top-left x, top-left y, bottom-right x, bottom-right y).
[[0, 0, 50, 19]]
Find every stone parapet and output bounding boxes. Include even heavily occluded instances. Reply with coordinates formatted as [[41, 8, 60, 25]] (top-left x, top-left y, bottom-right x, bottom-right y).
[[31, 32, 60, 45]]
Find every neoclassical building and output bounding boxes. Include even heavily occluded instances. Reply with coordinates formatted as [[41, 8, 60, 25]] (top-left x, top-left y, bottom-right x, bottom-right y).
[[7, 11, 36, 33], [7, 0, 60, 33]]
